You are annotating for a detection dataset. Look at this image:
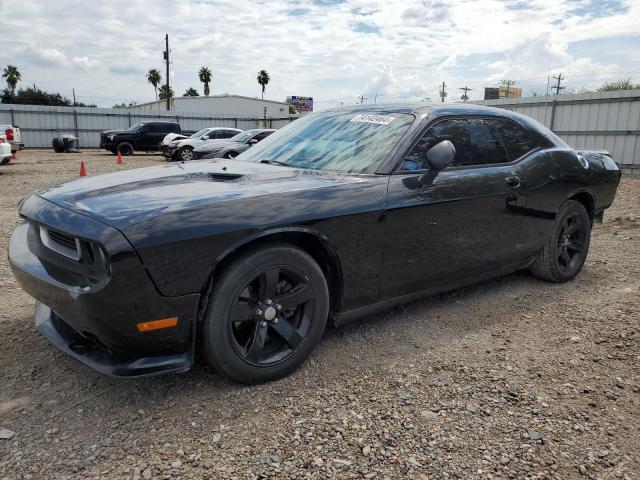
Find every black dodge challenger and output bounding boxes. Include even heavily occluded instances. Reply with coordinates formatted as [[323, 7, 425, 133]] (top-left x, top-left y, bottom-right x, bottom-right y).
[[9, 104, 621, 383]]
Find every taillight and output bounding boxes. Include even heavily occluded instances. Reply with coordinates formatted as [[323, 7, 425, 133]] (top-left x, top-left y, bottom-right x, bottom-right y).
[[5, 129, 14, 141]]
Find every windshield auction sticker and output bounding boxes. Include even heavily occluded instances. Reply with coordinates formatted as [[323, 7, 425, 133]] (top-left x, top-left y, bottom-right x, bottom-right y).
[[350, 114, 396, 125]]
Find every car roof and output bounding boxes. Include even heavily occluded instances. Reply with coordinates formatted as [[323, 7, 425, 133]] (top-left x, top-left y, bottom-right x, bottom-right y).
[[325, 102, 516, 117]]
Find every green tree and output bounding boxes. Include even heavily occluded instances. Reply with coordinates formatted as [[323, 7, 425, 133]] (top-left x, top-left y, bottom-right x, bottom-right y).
[[1, 85, 95, 106], [146, 69, 162, 100], [112, 101, 138, 109], [597, 79, 640, 92], [158, 84, 174, 101], [2, 65, 21, 95], [198, 67, 212, 96], [184, 87, 199, 96], [256, 70, 270, 99]]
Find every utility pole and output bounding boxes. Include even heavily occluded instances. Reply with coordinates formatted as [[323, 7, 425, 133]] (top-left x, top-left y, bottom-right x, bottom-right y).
[[552, 73, 565, 95], [358, 95, 367, 104], [374, 93, 378, 103], [500, 79, 517, 98], [546, 76, 550, 96], [459, 86, 472, 101], [439, 82, 447, 102], [164, 34, 170, 111], [72, 88, 76, 106]]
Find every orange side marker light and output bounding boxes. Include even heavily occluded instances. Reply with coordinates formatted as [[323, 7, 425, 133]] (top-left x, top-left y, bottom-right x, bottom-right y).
[[137, 317, 178, 332]]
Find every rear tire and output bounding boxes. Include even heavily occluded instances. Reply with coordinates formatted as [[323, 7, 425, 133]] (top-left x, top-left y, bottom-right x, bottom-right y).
[[530, 200, 591, 283], [117, 142, 134, 156], [0, 156, 9, 165], [202, 244, 329, 384]]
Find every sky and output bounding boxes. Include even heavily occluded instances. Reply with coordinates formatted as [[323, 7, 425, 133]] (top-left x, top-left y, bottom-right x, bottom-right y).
[[0, 0, 639, 109]]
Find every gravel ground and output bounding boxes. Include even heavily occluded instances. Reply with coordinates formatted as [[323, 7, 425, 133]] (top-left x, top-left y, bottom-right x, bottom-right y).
[[0, 150, 639, 480]]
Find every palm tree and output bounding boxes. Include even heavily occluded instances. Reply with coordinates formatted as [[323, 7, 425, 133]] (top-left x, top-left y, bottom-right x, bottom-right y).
[[158, 84, 174, 101], [257, 70, 270, 99], [198, 67, 212, 96], [146, 69, 162, 100], [2, 65, 21, 95], [184, 87, 199, 96]]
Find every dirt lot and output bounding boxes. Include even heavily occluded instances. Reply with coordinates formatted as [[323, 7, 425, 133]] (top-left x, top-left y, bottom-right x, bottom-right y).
[[0, 150, 638, 480]]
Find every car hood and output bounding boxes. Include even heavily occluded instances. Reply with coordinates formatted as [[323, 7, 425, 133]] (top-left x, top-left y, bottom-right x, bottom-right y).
[[194, 140, 242, 152], [174, 138, 203, 148], [35, 159, 368, 229], [163, 133, 188, 145], [101, 129, 127, 136]]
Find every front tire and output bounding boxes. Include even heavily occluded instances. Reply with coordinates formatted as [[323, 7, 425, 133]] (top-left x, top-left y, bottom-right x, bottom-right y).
[[178, 146, 194, 161], [117, 142, 135, 156], [530, 200, 591, 283], [202, 244, 329, 384]]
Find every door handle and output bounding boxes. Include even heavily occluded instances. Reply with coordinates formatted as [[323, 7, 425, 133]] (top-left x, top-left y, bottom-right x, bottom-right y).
[[504, 176, 521, 189]]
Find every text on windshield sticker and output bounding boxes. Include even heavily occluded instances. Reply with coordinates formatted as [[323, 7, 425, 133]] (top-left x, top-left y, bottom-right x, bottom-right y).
[[350, 114, 395, 125]]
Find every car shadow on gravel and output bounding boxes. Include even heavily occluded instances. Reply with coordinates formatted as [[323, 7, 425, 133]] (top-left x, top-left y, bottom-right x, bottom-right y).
[[57, 270, 544, 402]]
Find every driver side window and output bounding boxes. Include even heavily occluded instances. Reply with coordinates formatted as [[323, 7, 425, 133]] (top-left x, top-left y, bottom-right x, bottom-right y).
[[401, 118, 509, 171]]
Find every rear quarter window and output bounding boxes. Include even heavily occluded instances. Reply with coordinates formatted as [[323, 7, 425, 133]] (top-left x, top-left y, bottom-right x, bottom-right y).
[[487, 119, 541, 161]]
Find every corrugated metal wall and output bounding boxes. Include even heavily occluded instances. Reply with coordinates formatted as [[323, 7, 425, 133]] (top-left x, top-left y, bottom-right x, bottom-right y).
[[475, 89, 640, 173], [0, 104, 295, 149]]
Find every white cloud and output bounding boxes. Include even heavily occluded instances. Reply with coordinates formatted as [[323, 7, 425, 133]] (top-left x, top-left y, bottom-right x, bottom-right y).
[[71, 56, 100, 69], [0, 0, 638, 106]]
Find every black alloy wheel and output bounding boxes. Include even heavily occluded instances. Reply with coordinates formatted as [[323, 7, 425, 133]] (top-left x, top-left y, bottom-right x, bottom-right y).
[[530, 200, 591, 282], [202, 244, 329, 383], [555, 212, 588, 274], [228, 265, 314, 366]]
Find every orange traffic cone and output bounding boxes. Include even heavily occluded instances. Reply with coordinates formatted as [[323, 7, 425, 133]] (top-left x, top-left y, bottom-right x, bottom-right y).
[[79, 161, 87, 177], [117, 151, 124, 164]]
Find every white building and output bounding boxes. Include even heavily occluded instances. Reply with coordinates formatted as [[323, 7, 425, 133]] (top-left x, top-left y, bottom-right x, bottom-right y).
[[128, 94, 291, 118]]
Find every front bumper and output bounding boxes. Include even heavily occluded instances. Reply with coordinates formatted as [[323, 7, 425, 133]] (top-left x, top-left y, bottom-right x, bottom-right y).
[[100, 138, 115, 150], [35, 302, 192, 377], [9, 194, 200, 378], [164, 145, 179, 160]]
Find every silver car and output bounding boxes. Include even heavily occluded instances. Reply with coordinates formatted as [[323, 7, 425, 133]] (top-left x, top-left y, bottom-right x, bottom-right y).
[[165, 127, 242, 161], [191, 129, 275, 160]]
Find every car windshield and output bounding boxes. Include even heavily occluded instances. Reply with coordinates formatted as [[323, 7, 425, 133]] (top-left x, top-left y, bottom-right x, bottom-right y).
[[190, 128, 210, 138], [238, 112, 413, 173], [230, 130, 258, 143], [128, 123, 145, 131]]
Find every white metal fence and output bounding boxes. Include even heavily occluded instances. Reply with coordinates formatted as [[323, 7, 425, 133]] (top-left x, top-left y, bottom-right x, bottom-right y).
[[475, 89, 640, 173], [0, 104, 296, 149]]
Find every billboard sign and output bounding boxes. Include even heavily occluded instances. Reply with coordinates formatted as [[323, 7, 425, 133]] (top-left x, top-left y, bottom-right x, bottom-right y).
[[287, 96, 313, 113], [499, 85, 522, 98]]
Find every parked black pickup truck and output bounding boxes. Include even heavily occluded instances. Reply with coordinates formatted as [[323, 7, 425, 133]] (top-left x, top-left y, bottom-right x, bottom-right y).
[[100, 122, 195, 155]]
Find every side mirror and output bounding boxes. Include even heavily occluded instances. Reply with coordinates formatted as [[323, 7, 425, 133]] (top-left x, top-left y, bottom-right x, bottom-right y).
[[202, 135, 209, 140], [248, 138, 259, 145], [425, 140, 455, 171]]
